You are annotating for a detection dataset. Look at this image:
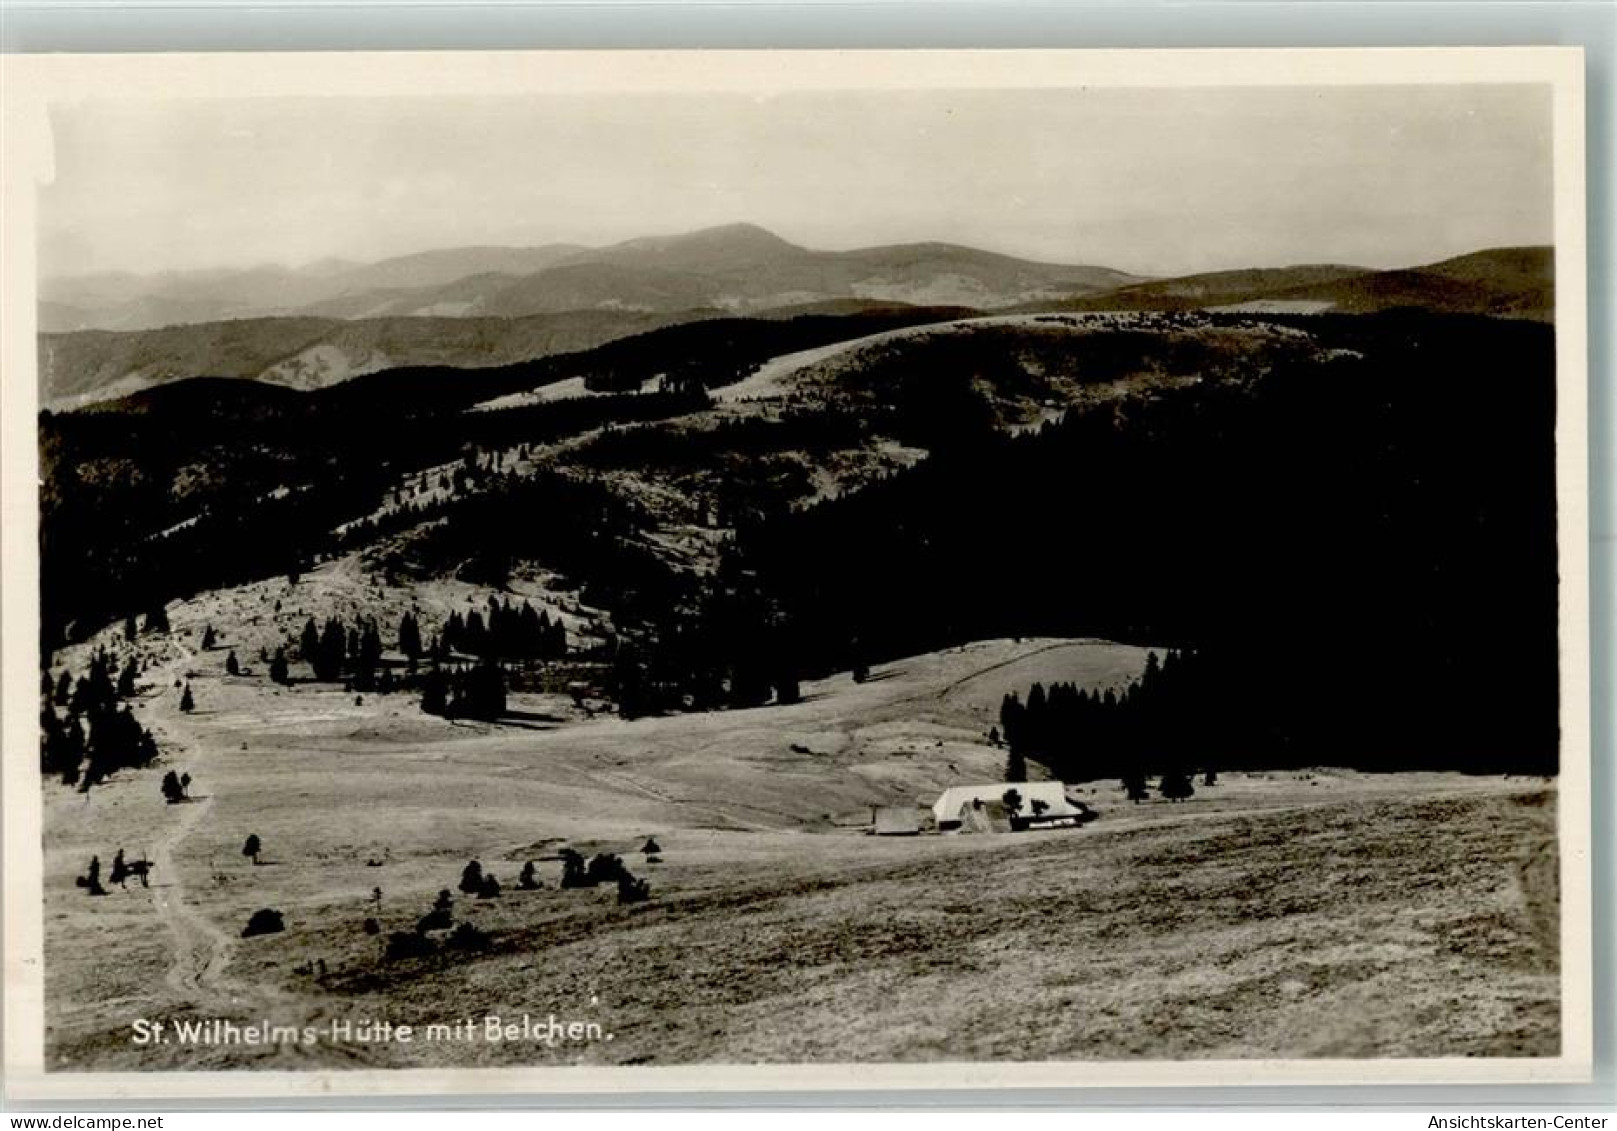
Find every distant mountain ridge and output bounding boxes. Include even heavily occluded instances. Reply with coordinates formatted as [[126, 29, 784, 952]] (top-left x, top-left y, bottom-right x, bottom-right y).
[[39, 233, 1554, 409], [41, 223, 1140, 332]]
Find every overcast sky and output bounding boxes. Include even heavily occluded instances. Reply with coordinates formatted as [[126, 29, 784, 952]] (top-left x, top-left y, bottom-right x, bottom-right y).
[[39, 84, 1553, 278]]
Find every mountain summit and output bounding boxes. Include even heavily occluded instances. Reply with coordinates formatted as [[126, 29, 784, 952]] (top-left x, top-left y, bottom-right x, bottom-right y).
[[582, 223, 806, 271]]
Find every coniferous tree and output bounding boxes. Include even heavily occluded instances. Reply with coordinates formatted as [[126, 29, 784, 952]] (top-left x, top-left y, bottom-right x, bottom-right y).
[[420, 668, 449, 716], [1000, 692, 1024, 754], [418, 902, 452, 933], [70, 652, 116, 717], [202, 625, 217, 650], [243, 834, 262, 864], [459, 860, 484, 895], [269, 649, 289, 685], [463, 610, 487, 657], [1141, 650, 1162, 692], [1159, 769, 1195, 802], [474, 660, 507, 719], [521, 603, 542, 655], [1005, 746, 1027, 783], [60, 716, 85, 785], [399, 611, 422, 660], [39, 705, 79, 780], [39, 703, 59, 769], [727, 658, 772, 709], [137, 727, 158, 767], [559, 848, 588, 889], [225, 651, 240, 676], [82, 703, 148, 785], [617, 872, 651, 904], [362, 619, 382, 666], [316, 618, 345, 681], [81, 854, 106, 896], [180, 684, 195, 713], [1123, 767, 1150, 803]]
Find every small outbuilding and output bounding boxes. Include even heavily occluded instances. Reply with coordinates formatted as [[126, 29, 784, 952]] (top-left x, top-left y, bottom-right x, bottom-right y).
[[871, 806, 925, 836]]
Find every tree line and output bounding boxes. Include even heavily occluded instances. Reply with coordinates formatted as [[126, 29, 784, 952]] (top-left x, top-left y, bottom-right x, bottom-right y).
[[1000, 650, 1216, 789], [438, 598, 566, 660], [39, 647, 161, 790]]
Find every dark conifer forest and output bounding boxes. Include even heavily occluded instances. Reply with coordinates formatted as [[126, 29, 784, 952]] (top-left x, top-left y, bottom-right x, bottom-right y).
[[737, 315, 1557, 772], [40, 309, 1558, 774]]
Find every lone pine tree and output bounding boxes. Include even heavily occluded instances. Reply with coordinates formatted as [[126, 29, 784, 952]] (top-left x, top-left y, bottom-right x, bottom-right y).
[[1005, 746, 1027, 783], [398, 611, 422, 659]]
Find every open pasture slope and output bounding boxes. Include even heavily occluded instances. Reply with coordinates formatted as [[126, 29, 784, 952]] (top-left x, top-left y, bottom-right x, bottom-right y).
[[37, 626, 1560, 1072]]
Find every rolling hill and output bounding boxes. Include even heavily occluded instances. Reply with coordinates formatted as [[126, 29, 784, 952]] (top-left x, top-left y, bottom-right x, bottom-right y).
[[1028, 264, 1373, 313], [38, 309, 712, 409], [1258, 247, 1554, 318], [1051, 247, 1553, 320]]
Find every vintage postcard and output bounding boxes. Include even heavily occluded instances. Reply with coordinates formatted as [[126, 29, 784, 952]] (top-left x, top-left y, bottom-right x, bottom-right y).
[[0, 48, 1591, 1100]]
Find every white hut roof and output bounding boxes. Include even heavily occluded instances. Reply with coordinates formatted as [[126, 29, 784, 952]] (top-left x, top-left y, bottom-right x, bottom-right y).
[[932, 781, 1075, 824]]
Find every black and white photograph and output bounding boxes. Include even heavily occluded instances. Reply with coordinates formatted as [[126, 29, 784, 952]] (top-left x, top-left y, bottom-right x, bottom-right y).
[[0, 48, 1593, 1098]]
